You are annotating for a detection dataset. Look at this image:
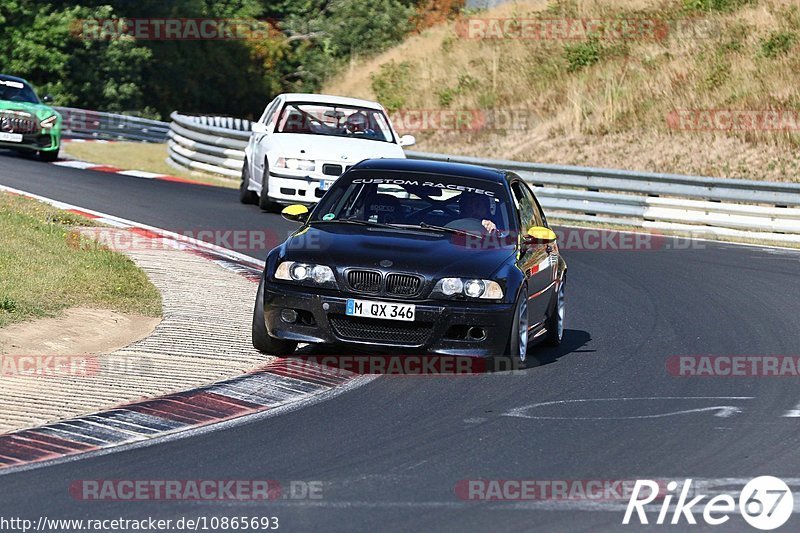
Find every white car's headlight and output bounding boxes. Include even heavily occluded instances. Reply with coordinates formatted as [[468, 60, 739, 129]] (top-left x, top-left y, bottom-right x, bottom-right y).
[[275, 261, 336, 287], [276, 157, 315, 171], [40, 115, 58, 129], [434, 278, 504, 300]]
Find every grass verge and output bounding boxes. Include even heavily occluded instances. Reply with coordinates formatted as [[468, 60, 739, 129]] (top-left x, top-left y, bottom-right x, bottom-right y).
[[0, 192, 163, 328], [62, 141, 238, 189]]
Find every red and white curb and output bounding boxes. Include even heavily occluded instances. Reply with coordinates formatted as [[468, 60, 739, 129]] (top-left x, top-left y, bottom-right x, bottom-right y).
[[0, 184, 371, 473], [57, 140, 213, 187], [51, 158, 210, 186], [0, 184, 264, 281], [0, 359, 358, 471]]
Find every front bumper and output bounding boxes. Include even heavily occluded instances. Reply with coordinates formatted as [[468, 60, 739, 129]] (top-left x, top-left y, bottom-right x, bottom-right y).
[[267, 169, 338, 205], [0, 131, 59, 152], [262, 281, 516, 356]]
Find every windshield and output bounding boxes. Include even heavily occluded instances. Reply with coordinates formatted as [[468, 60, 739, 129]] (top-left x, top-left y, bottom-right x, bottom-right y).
[[276, 102, 395, 143], [0, 78, 39, 104], [311, 171, 513, 234]]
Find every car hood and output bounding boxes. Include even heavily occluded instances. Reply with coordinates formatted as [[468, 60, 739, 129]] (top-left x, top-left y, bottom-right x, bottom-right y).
[[280, 223, 516, 279], [0, 100, 59, 121], [270, 133, 405, 162]]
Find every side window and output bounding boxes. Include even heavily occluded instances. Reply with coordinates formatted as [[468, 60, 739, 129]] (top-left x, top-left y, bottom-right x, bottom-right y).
[[511, 181, 536, 231], [519, 182, 545, 227], [259, 99, 279, 127]]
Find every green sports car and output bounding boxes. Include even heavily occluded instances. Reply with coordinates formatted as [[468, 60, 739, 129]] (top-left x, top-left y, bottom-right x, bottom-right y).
[[0, 74, 61, 161]]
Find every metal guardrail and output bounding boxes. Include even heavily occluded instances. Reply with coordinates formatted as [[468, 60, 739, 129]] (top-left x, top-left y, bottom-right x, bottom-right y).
[[405, 151, 800, 245], [56, 107, 169, 142], [167, 112, 249, 178], [166, 113, 800, 245]]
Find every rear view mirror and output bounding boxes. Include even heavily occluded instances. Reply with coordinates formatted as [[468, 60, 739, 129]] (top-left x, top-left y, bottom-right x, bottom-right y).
[[281, 204, 310, 223], [399, 134, 416, 147], [523, 226, 557, 246], [42, 94, 54, 104], [251, 122, 267, 134]]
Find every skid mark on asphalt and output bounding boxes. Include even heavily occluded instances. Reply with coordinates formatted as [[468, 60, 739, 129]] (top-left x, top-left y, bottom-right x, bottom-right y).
[[503, 397, 754, 420]]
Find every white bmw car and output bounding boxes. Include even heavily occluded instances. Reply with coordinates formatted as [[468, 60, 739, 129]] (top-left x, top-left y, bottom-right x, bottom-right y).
[[240, 93, 415, 211]]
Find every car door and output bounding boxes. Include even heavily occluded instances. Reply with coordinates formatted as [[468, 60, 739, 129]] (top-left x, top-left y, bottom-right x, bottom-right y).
[[511, 179, 554, 329]]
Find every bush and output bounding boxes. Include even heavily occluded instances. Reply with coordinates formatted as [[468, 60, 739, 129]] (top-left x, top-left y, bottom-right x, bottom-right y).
[[437, 87, 457, 107], [563, 39, 602, 72], [683, 0, 754, 12], [760, 31, 797, 58], [370, 61, 414, 112]]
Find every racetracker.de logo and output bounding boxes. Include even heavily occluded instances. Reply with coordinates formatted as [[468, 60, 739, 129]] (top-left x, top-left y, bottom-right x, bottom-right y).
[[455, 479, 666, 501], [69, 480, 279, 501], [0, 354, 155, 379], [667, 355, 800, 377], [283, 355, 525, 376], [0, 355, 98, 378], [388, 109, 541, 132], [66, 227, 316, 253], [71, 18, 278, 41], [453, 18, 719, 41], [451, 228, 704, 252]]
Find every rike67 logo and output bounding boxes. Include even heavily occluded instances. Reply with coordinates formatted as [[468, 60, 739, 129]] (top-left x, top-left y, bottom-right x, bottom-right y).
[[623, 477, 793, 530]]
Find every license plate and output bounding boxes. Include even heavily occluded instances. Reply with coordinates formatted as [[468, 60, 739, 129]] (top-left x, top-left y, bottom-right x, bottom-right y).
[[346, 299, 415, 321], [0, 132, 23, 143], [319, 179, 334, 191]]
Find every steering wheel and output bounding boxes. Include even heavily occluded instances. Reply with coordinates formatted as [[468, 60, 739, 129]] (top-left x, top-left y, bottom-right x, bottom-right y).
[[413, 202, 460, 219]]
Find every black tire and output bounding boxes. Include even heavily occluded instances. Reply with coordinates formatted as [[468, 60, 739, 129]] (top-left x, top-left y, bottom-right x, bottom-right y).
[[252, 275, 298, 355], [39, 148, 59, 162], [258, 160, 279, 212], [503, 285, 528, 364], [545, 278, 565, 347], [239, 159, 257, 204]]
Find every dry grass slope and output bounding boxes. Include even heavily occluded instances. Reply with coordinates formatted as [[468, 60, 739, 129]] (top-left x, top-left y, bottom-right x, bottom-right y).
[[324, 0, 800, 181]]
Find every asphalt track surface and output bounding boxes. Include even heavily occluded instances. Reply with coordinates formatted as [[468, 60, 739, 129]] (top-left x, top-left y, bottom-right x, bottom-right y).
[[2, 150, 800, 532]]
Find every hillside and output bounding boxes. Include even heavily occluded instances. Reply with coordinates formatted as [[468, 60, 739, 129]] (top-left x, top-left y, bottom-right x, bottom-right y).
[[323, 0, 800, 181]]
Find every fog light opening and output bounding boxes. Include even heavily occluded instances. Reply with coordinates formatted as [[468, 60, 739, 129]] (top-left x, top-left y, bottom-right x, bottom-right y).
[[299, 310, 316, 326], [468, 327, 486, 341], [280, 309, 298, 323]]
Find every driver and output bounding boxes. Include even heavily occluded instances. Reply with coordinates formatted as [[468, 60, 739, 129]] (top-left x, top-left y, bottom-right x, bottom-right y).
[[459, 193, 497, 233], [345, 111, 369, 135]]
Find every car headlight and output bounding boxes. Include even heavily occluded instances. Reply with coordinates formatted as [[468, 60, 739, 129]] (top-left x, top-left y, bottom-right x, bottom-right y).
[[433, 278, 504, 300], [276, 157, 315, 172], [274, 261, 336, 287], [40, 115, 58, 129]]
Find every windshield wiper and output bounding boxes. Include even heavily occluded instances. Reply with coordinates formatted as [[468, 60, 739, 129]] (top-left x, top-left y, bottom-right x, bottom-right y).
[[310, 218, 401, 230], [413, 221, 482, 238]]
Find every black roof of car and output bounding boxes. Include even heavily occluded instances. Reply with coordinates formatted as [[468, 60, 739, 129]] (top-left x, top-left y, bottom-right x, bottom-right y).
[[352, 158, 510, 184], [0, 74, 31, 85]]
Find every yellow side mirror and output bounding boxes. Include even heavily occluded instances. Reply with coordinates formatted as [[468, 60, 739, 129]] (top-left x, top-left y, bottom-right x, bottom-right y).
[[281, 204, 309, 223], [524, 226, 557, 245]]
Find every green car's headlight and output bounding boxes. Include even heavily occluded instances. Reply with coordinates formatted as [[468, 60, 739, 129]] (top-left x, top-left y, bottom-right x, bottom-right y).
[[40, 115, 58, 129]]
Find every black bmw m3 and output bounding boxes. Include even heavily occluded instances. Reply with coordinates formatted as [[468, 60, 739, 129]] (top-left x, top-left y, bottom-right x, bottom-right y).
[[252, 158, 566, 362]]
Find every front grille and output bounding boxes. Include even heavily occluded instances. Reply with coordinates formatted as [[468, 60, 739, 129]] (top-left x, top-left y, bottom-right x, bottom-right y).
[[322, 164, 342, 176], [329, 315, 432, 345], [347, 270, 382, 293], [386, 273, 422, 296], [0, 112, 38, 134]]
